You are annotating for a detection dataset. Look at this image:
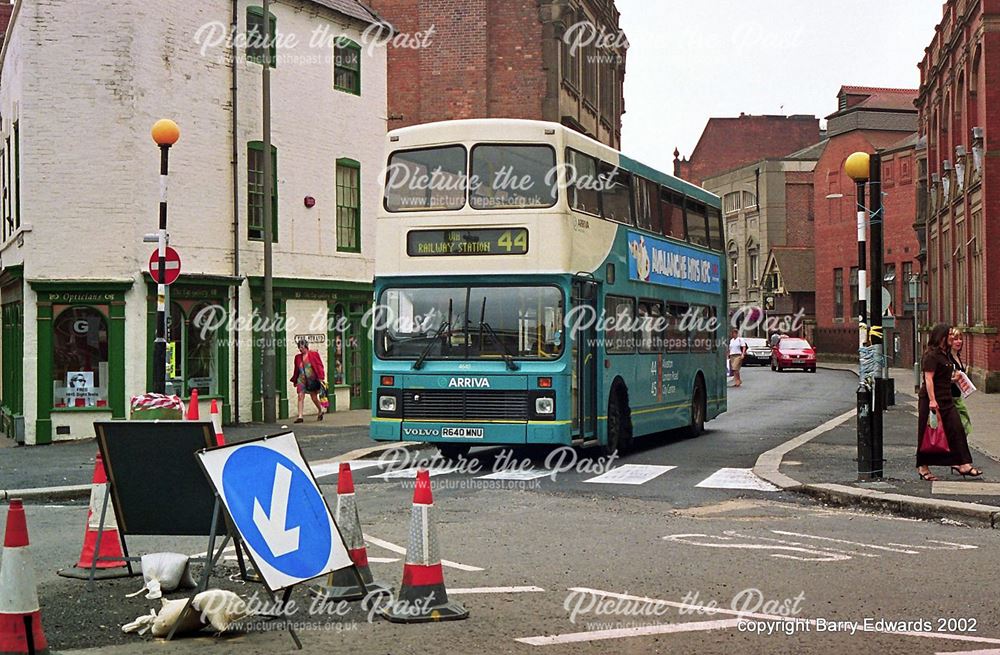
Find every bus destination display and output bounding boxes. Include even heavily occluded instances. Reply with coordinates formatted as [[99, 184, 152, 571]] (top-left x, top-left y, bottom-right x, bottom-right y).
[[407, 228, 529, 256]]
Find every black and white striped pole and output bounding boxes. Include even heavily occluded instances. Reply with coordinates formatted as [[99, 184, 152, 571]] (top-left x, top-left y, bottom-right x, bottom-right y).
[[151, 119, 180, 395], [844, 151, 873, 480]]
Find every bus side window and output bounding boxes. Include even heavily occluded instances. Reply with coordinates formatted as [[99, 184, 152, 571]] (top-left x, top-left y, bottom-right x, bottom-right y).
[[691, 306, 714, 352], [600, 163, 633, 225], [634, 177, 657, 233], [567, 149, 601, 216], [660, 188, 685, 239], [606, 295, 636, 353], [664, 303, 689, 353], [685, 198, 709, 247], [637, 299, 663, 353], [707, 207, 724, 252]]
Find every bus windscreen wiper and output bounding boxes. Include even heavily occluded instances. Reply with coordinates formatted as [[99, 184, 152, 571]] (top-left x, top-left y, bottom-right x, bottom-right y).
[[413, 320, 450, 370], [480, 321, 519, 371]]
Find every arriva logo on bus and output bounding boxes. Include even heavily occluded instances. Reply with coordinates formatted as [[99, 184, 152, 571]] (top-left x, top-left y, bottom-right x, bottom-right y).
[[447, 377, 491, 388]]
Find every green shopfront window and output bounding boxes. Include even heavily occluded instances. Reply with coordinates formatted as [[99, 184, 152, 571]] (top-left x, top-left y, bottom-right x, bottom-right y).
[[377, 286, 564, 360], [166, 301, 221, 397], [52, 307, 109, 408]]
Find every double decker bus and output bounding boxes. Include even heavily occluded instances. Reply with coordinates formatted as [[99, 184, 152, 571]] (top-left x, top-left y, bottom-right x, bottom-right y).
[[370, 119, 727, 459]]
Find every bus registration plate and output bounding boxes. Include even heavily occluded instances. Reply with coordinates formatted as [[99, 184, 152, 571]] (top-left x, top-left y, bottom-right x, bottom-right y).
[[441, 427, 485, 438]]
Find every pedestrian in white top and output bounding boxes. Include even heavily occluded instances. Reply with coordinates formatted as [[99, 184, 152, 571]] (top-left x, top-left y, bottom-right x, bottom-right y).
[[729, 329, 748, 388]]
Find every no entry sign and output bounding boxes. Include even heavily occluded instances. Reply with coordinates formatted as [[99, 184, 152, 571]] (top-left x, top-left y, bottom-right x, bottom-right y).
[[148, 247, 182, 285]]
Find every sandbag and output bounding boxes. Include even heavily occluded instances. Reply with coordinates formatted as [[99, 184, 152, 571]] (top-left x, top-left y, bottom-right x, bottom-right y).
[[126, 552, 196, 600], [123, 598, 206, 637], [193, 589, 250, 633]]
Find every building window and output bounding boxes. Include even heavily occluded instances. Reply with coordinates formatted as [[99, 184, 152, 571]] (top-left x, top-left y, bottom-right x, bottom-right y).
[[742, 190, 757, 211], [902, 261, 914, 306], [600, 59, 615, 121], [730, 258, 738, 290], [834, 268, 844, 320], [971, 211, 983, 323], [248, 141, 277, 241], [749, 251, 759, 286], [334, 38, 361, 95], [723, 192, 741, 215], [166, 302, 221, 398], [52, 307, 109, 408], [246, 7, 276, 67], [333, 305, 347, 386], [12, 121, 19, 232], [561, 17, 579, 89], [583, 42, 597, 106], [336, 158, 361, 253]]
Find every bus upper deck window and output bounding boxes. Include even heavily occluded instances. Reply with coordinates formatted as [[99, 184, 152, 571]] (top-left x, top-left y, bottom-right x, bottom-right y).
[[470, 144, 557, 210]]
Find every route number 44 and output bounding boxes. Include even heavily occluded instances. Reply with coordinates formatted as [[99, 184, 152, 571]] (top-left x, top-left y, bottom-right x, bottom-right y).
[[497, 231, 527, 252]]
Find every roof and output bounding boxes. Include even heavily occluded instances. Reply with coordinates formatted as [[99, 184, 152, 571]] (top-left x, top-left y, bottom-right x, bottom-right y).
[[770, 247, 815, 293], [883, 132, 920, 154], [839, 86, 919, 96], [309, 0, 384, 26], [832, 86, 918, 116], [785, 139, 828, 161]]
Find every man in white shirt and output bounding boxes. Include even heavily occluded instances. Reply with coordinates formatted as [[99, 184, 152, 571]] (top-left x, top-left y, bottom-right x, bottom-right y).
[[729, 329, 748, 388]]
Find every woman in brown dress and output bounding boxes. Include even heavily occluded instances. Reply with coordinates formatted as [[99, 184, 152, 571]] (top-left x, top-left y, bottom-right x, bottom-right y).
[[916, 323, 981, 480]]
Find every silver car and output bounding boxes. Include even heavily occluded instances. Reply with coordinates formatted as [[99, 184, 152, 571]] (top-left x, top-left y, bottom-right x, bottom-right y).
[[741, 337, 772, 366]]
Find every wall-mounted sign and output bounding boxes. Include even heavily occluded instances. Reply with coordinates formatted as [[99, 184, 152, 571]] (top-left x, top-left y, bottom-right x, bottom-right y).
[[407, 229, 529, 256]]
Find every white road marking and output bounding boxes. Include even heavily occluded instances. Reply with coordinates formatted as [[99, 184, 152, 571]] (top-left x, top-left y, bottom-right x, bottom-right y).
[[696, 468, 779, 491], [662, 533, 851, 562], [448, 586, 544, 595], [936, 649, 1000, 654], [365, 556, 400, 564], [583, 464, 676, 485], [190, 544, 236, 559], [724, 531, 878, 559], [886, 539, 979, 551], [362, 533, 484, 571], [516, 618, 744, 646], [478, 468, 551, 481], [311, 460, 387, 479], [770, 531, 921, 554], [517, 588, 1000, 647], [371, 465, 460, 480]]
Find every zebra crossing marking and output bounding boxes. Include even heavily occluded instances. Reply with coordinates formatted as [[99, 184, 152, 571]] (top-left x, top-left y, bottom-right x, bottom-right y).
[[695, 468, 779, 491], [583, 464, 676, 485]]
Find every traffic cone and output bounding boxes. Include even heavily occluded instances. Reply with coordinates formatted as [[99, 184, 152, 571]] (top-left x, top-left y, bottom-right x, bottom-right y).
[[186, 389, 199, 420], [314, 463, 389, 602], [381, 470, 468, 623], [0, 499, 50, 655], [57, 454, 130, 580], [210, 399, 225, 446]]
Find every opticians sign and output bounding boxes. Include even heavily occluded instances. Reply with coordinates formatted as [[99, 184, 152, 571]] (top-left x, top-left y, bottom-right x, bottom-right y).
[[626, 231, 721, 294]]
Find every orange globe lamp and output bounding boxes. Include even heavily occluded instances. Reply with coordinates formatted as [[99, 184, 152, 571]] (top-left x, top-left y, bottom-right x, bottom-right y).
[[151, 119, 180, 146], [844, 151, 870, 182]]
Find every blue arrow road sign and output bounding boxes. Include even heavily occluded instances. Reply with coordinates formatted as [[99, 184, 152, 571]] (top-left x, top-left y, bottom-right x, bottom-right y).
[[198, 433, 353, 591]]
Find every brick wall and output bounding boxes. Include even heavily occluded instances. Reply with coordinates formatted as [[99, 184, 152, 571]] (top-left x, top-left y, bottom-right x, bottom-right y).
[[784, 171, 815, 247]]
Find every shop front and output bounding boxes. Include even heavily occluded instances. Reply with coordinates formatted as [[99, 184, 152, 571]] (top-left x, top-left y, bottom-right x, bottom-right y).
[[0, 265, 24, 442], [249, 277, 371, 422], [29, 280, 132, 444]]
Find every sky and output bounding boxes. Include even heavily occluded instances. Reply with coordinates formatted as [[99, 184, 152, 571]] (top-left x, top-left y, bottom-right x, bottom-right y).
[[617, 0, 944, 173]]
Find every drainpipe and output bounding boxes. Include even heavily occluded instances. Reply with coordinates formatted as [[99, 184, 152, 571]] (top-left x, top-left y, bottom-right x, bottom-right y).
[[230, 0, 241, 423]]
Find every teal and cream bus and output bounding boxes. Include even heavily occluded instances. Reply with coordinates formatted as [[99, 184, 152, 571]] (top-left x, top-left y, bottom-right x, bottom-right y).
[[370, 119, 727, 459]]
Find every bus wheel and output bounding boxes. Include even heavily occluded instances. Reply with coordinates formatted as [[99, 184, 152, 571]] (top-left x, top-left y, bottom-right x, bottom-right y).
[[438, 444, 471, 461], [604, 388, 633, 456], [685, 380, 706, 438]]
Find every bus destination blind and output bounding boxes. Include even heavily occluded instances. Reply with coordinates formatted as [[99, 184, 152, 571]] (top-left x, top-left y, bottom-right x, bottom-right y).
[[407, 228, 529, 256]]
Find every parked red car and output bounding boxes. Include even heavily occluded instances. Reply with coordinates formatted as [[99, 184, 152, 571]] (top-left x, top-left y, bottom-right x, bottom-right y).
[[771, 337, 816, 372]]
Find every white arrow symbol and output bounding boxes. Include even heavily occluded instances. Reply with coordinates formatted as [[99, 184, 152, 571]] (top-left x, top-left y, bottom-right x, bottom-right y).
[[252, 463, 300, 557]]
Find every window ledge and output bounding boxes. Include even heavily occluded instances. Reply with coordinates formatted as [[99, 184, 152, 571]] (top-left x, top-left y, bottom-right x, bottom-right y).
[[51, 406, 113, 413]]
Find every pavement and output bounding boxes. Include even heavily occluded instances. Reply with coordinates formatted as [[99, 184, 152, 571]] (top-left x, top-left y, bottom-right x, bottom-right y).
[[754, 362, 1000, 528], [0, 410, 405, 501]]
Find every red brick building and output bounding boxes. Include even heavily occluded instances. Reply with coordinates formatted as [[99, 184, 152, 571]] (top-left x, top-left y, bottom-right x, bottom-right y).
[[915, 0, 1000, 392], [812, 87, 923, 367], [368, 0, 627, 148], [674, 114, 821, 186]]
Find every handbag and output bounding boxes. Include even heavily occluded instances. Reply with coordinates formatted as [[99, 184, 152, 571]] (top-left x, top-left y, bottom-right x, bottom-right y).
[[319, 381, 330, 410], [920, 411, 950, 455]]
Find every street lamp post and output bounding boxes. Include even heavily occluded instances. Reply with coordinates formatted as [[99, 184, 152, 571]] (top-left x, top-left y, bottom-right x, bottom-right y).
[[868, 152, 885, 478], [261, 0, 277, 423], [844, 151, 874, 480], [151, 119, 180, 395]]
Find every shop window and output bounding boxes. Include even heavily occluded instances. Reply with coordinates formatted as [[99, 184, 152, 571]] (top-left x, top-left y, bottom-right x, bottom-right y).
[[52, 307, 109, 408], [834, 268, 844, 320], [332, 305, 347, 385], [165, 301, 221, 398], [334, 38, 361, 95]]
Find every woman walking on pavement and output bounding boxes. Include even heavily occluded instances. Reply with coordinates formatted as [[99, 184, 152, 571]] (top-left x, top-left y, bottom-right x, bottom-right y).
[[948, 328, 974, 441], [916, 323, 981, 481], [291, 338, 326, 423]]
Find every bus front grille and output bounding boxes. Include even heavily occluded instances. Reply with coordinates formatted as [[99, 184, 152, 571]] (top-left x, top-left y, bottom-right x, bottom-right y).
[[402, 390, 528, 422]]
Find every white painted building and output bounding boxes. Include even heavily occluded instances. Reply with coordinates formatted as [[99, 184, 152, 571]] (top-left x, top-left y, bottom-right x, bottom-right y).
[[0, 0, 387, 443]]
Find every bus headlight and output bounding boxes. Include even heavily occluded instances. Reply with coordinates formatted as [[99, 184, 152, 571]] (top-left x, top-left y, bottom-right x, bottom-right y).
[[379, 395, 397, 412], [535, 397, 554, 415]]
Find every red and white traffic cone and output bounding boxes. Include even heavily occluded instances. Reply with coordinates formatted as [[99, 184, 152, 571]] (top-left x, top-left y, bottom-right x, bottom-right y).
[[314, 463, 389, 601], [57, 454, 129, 580], [210, 399, 225, 446], [186, 388, 199, 420], [382, 470, 468, 623], [0, 499, 49, 655]]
